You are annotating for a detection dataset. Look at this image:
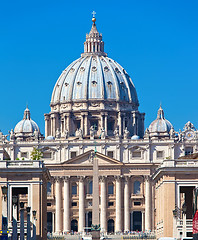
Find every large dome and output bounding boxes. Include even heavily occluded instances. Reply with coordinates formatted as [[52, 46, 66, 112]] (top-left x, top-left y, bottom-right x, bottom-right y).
[[50, 17, 139, 108], [51, 55, 139, 105], [45, 17, 145, 139]]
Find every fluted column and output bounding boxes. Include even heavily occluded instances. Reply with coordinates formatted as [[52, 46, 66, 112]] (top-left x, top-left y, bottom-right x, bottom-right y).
[[100, 176, 107, 233], [64, 113, 70, 136], [84, 113, 88, 136], [79, 176, 85, 232], [124, 177, 130, 232], [115, 176, 122, 232], [64, 177, 70, 232], [55, 177, 62, 233], [118, 112, 122, 135], [101, 114, 104, 129], [44, 114, 50, 137], [104, 114, 108, 135], [145, 176, 152, 231], [50, 117, 53, 136], [81, 114, 84, 134]]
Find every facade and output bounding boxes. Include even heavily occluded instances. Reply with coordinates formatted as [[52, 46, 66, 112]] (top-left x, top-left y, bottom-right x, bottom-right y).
[[0, 16, 198, 239]]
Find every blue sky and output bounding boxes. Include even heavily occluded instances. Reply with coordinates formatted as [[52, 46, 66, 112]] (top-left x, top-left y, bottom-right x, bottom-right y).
[[0, 0, 198, 135]]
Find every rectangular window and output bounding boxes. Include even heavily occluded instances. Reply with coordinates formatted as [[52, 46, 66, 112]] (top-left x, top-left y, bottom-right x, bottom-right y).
[[132, 151, 141, 158], [90, 120, 98, 131], [108, 184, 114, 195], [21, 152, 28, 158], [71, 202, 77, 206], [107, 120, 115, 131], [185, 147, 193, 156], [43, 152, 52, 159], [71, 151, 77, 159], [72, 184, 77, 195], [134, 202, 141, 206], [107, 151, 114, 158], [47, 182, 51, 195], [47, 202, 51, 206], [74, 120, 81, 130], [157, 151, 163, 159], [108, 201, 114, 207]]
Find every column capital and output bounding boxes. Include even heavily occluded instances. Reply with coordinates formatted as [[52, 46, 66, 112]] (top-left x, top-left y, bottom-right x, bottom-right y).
[[99, 176, 107, 182], [144, 175, 151, 182], [54, 176, 62, 182], [65, 112, 70, 117], [115, 175, 122, 181], [78, 176, 85, 182], [63, 176, 70, 182], [124, 176, 130, 182]]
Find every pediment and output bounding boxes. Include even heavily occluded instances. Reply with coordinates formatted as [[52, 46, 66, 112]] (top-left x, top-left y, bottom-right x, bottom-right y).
[[62, 150, 123, 166]]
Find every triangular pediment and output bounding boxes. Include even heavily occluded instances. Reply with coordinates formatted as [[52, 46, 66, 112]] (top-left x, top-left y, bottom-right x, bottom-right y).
[[62, 150, 123, 166]]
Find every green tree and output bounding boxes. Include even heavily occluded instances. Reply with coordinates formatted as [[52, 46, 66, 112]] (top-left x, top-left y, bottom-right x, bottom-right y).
[[30, 147, 43, 160]]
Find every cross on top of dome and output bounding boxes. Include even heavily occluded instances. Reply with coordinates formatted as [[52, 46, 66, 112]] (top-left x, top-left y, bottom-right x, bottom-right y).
[[82, 13, 107, 57]]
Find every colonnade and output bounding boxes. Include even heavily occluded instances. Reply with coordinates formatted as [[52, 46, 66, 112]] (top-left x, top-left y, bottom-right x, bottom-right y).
[[45, 111, 144, 138], [53, 175, 152, 234]]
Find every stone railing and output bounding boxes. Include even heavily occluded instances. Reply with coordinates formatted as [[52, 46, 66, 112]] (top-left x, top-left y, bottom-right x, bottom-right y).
[[161, 159, 198, 168], [0, 160, 44, 168]]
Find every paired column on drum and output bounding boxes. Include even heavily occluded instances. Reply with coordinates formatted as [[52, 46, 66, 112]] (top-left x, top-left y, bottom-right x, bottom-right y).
[[115, 176, 122, 232], [79, 176, 85, 232], [145, 176, 152, 231], [100, 176, 107, 233], [64, 177, 70, 232]]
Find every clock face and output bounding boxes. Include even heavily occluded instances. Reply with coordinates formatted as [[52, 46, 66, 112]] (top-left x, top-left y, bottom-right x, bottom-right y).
[[185, 131, 194, 140]]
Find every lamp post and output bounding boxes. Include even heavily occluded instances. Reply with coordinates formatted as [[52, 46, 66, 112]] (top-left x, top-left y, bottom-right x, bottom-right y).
[[20, 202, 25, 240], [12, 195, 18, 239], [32, 210, 37, 240], [26, 207, 31, 240]]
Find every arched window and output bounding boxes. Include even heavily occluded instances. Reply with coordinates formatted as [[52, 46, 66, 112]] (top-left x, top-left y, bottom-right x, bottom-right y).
[[47, 182, 51, 195], [71, 219, 78, 232], [108, 183, 114, 195], [107, 219, 114, 233], [134, 181, 141, 194], [72, 183, 77, 195], [88, 180, 93, 194]]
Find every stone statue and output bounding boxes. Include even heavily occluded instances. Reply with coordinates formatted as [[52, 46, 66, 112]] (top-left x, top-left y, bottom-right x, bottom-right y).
[[90, 125, 95, 139], [0, 131, 3, 142], [123, 127, 129, 139], [34, 129, 39, 140], [169, 127, 175, 139], [9, 129, 15, 141], [144, 128, 150, 139], [75, 128, 79, 137], [0, 131, 8, 143], [100, 128, 105, 139], [184, 121, 195, 131], [64, 129, 69, 139], [113, 127, 119, 138], [78, 128, 83, 139], [56, 128, 61, 139], [178, 129, 184, 142]]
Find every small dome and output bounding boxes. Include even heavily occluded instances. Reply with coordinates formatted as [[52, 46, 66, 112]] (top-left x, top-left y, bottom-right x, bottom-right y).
[[131, 135, 140, 140], [46, 136, 55, 141], [14, 107, 40, 139], [149, 106, 173, 134]]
